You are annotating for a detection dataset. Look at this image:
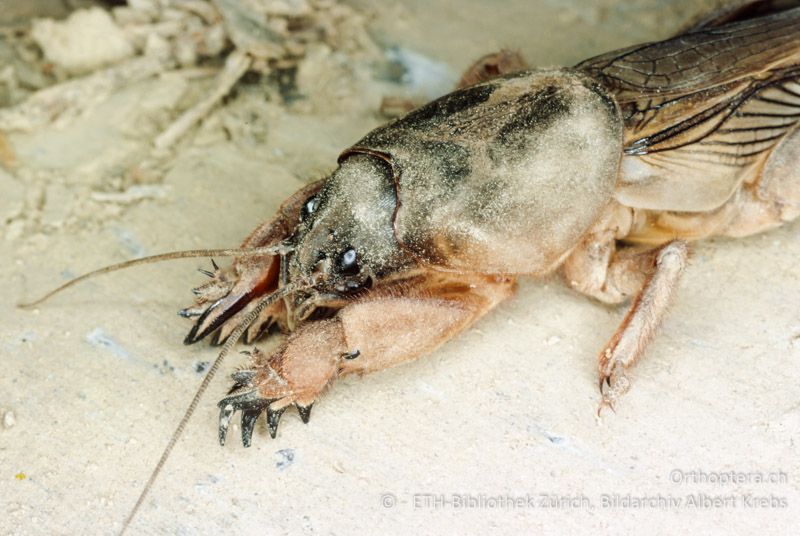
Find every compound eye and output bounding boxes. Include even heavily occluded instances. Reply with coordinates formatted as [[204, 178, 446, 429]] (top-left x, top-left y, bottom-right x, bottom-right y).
[[338, 247, 359, 275], [301, 195, 319, 221]]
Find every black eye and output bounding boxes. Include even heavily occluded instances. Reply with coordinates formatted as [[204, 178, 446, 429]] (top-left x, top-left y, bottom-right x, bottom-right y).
[[338, 247, 359, 275], [301, 195, 319, 220]]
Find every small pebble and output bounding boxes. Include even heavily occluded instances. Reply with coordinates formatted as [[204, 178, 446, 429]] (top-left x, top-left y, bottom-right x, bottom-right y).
[[3, 410, 16, 429], [275, 448, 295, 470]]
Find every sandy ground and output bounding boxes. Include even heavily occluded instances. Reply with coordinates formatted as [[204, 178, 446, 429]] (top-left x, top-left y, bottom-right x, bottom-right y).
[[1, 1, 799, 535]]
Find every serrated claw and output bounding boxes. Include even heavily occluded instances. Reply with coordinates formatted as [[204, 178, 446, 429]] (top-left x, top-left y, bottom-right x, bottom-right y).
[[218, 354, 324, 445], [218, 403, 235, 446], [217, 390, 271, 446], [296, 403, 313, 424], [241, 409, 261, 448], [267, 407, 285, 438]]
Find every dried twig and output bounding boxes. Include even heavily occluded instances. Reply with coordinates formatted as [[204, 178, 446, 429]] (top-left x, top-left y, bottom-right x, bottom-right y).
[[154, 49, 252, 150]]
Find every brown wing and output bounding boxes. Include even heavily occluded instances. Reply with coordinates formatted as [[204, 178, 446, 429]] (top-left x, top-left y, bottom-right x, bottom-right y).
[[676, 0, 800, 35], [577, 8, 800, 211], [577, 8, 800, 149]]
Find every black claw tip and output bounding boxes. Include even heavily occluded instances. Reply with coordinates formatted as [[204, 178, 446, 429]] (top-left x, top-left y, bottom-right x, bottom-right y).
[[210, 330, 223, 346], [178, 308, 198, 318], [296, 404, 313, 424], [218, 403, 234, 446], [267, 407, 286, 438], [198, 268, 215, 278], [211, 259, 219, 271], [241, 409, 261, 448], [217, 391, 272, 447], [243, 326, 257, 345], [184, 324, 201, 345]]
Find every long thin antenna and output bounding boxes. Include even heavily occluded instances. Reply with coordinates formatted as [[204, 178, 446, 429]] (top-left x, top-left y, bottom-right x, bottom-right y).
[[118, 282, 299, 536], [17, 245, 289, 309]]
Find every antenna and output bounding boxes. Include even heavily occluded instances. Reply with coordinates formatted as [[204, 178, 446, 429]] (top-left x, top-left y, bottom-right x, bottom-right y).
[[16, 243, 300, 533], [118, 282, 300, 535], [17, 245, 291, 309]]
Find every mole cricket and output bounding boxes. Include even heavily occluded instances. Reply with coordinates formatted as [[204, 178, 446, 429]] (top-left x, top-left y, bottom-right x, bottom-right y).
[[20, 1, 800, 532]]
